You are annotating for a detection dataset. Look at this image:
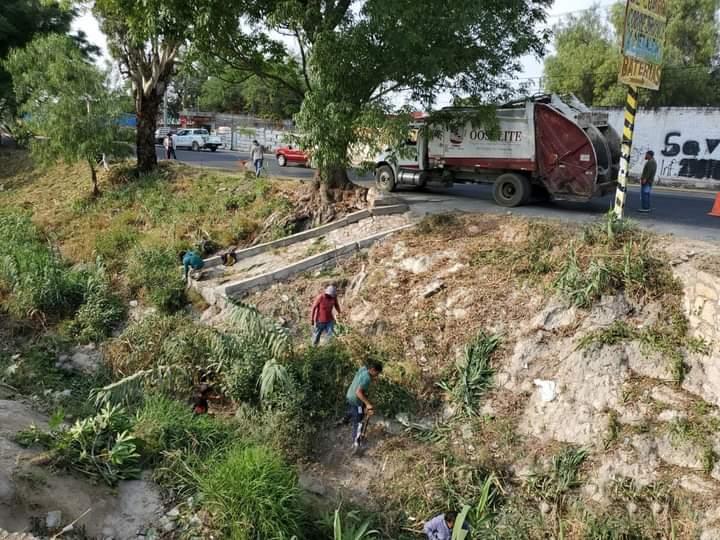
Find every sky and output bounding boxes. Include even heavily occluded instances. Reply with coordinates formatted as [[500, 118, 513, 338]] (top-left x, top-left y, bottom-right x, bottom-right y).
[[71, 0, 615, 105]]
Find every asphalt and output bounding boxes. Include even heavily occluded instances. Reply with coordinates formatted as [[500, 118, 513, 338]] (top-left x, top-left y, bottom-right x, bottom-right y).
[[159, 146, 719, 243]]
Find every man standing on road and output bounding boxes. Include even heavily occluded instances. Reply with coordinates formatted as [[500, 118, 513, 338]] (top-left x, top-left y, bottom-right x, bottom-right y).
[[638, 150, 656, 213], [164, 132, 177, 160], [250, 140, 264, 177], [345, 360, 382, 453], [310, 285, 341, 346]]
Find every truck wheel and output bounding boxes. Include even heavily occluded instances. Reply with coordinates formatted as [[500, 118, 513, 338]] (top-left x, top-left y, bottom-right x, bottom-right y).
[[376, 164, 396, 192], [210, 146, 217, 152], [493, 173, 530, 207], [277, 154, 287, 167], [192, 141, 200, 152]]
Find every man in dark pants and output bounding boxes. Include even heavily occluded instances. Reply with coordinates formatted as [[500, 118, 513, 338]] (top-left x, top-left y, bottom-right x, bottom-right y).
[[344, 360, 383, 454], [638, 150, 657, 212]]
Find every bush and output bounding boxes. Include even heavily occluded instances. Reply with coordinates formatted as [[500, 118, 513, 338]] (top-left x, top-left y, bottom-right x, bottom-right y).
[[67, 262, 125, 343], [127, 245, 186, 313], [196, 444, 304, 539], [26, 404, 141, 486], [0, 211, 84, 318], [133, 396, 234, 465]]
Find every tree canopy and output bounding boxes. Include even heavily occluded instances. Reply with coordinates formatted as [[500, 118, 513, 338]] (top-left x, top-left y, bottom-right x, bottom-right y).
[[196, 0, 552, 195], [543, 0, 720, 107], [5, 34, 132, 195], [0, 1, 77, 123]]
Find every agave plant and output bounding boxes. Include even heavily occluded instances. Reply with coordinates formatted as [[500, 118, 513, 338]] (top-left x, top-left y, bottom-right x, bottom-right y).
[[327, 508, 379, 540]]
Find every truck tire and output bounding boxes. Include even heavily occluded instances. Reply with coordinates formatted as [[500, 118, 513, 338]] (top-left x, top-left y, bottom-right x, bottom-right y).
[[210, 146, 217, 152], [493, 173, 530, 207], [192, 141, 200, 152], [376, 164, 396, 192]]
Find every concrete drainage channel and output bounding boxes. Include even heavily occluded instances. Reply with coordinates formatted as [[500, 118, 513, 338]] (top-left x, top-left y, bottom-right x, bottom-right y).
[[192, 204, 412, 306]]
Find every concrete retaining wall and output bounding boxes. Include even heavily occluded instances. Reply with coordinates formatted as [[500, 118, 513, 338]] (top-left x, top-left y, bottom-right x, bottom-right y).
[[218, 224, 413, 300], [203, 204, 408, 269]]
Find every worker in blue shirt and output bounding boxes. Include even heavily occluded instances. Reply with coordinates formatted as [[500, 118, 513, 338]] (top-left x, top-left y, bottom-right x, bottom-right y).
[[180, 250, 204, 281], [424, 511, 470, 540]]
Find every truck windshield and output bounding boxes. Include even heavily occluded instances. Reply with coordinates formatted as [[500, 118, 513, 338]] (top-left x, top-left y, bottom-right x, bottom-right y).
[[197, 129, 209, 135]]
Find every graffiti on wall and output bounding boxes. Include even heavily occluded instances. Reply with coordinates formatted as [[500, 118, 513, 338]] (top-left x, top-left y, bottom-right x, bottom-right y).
[[659, 132, 720, 180]]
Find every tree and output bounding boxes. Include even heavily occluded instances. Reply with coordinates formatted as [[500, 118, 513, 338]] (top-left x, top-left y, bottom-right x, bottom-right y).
[[4, 34, 132, 196], [197, 0, 551, 204], [544, 0, 720, 107], [0, 1, 77, 127], [92, 1, 224, 173]]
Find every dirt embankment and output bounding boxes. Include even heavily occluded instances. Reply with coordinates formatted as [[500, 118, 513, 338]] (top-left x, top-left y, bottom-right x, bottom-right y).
[[235, 213, 720, 538]]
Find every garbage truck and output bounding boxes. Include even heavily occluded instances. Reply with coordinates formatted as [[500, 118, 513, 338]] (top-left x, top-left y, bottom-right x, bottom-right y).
[[374, 94, 621, 207]]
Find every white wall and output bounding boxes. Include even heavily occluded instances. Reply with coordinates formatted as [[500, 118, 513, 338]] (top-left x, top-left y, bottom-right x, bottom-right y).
[[604, 107, 720, 190]]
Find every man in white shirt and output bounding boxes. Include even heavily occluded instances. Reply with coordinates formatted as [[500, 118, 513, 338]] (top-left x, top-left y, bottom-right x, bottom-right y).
[[250, 140, 264, 177]]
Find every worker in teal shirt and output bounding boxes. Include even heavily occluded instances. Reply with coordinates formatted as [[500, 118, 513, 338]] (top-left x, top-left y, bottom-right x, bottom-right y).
[[345, 360, 383, 453], [180, 250, 204, 281]]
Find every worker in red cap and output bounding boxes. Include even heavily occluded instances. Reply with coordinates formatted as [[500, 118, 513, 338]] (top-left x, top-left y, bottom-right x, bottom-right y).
[[310, 284, 341, 346]]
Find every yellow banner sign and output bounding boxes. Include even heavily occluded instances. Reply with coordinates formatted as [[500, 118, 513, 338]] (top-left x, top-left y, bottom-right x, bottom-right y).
[[619, 55, 662, 90], [619, 0, 667, 90]]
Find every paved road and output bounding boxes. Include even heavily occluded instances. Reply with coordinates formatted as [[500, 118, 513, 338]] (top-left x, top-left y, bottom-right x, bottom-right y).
[[162, 147, 719, 243]]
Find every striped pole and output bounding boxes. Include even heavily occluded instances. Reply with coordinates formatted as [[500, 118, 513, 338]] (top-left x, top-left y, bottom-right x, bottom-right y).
[[613, 85, 639, 219]]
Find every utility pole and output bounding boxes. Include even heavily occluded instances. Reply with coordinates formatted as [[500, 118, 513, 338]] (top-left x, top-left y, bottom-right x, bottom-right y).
[[613, 0, 667, 219]]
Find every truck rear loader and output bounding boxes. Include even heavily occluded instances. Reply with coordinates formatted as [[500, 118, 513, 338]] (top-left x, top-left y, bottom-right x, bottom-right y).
[[374, 95, 621, 207]]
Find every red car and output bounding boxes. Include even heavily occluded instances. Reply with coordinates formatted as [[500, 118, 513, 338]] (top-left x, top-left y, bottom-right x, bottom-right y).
[[275, 145, 309, 167]]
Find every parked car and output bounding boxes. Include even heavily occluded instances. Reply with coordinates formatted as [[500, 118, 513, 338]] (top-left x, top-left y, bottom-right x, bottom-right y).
[[173, 128, 222, 152], [154, 126, 172, 145], [275, 145, 309, 166]]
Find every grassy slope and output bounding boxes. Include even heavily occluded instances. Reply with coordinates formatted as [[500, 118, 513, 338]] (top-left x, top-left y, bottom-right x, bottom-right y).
[[0, 149, 301, 270]]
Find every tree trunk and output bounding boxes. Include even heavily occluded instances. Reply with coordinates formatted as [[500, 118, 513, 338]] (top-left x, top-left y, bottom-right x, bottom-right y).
[[136, 92, 162, 174], [318, 165, 354, 204], [88, 160, 100, 197]]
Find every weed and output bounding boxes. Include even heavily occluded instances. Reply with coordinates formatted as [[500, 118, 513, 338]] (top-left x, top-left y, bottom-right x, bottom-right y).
[[578, 321, 636, 349], [604, 410, 621, 450], [30, 404, 141, 486], [126, 245, 186, 313], [0, 211, 84, 319], [582, 513, 645, 540], [305, 236, 332, 257], [668, 414, 720, 472], [194, 444, 305, 539], [417, 213, 460, 234], [132, 396, 234, 465], [526, 447, 587, 504], [439, 331, 500, 416], [320, 507, 379, 539], [66, 261, 125, 343]]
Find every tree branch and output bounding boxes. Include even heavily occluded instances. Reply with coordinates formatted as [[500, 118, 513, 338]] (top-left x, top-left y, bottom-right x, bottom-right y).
[[294, 28, 312, 92]]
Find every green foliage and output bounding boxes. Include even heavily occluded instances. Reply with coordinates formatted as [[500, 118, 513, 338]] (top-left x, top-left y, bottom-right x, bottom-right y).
[[45, 404, 141, 486], [4, 34, 132, 193], [0, 211, 83, 319], [132, 396, 234, 465], [526, 447, 587, 505], [127, 245, 186, 313], [197, 0, 551, 184], [67, 262, 125, 343], [544, 1, 720, 107], [0, 0, 75, 120], [194, 444, 304, 539], [0, 211, 123, 338], [320, 507, 379, 540], [439, 331, 500, 416]]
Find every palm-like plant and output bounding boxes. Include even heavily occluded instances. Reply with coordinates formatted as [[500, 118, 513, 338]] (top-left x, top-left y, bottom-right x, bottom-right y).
[[327, 508, 379, 540]]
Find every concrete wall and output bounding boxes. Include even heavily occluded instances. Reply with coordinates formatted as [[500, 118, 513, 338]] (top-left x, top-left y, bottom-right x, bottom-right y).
[[603, 107, 720, 190]]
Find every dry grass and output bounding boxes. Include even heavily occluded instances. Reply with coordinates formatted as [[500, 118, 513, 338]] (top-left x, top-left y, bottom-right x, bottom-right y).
[[0, 149, 305, 268]]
